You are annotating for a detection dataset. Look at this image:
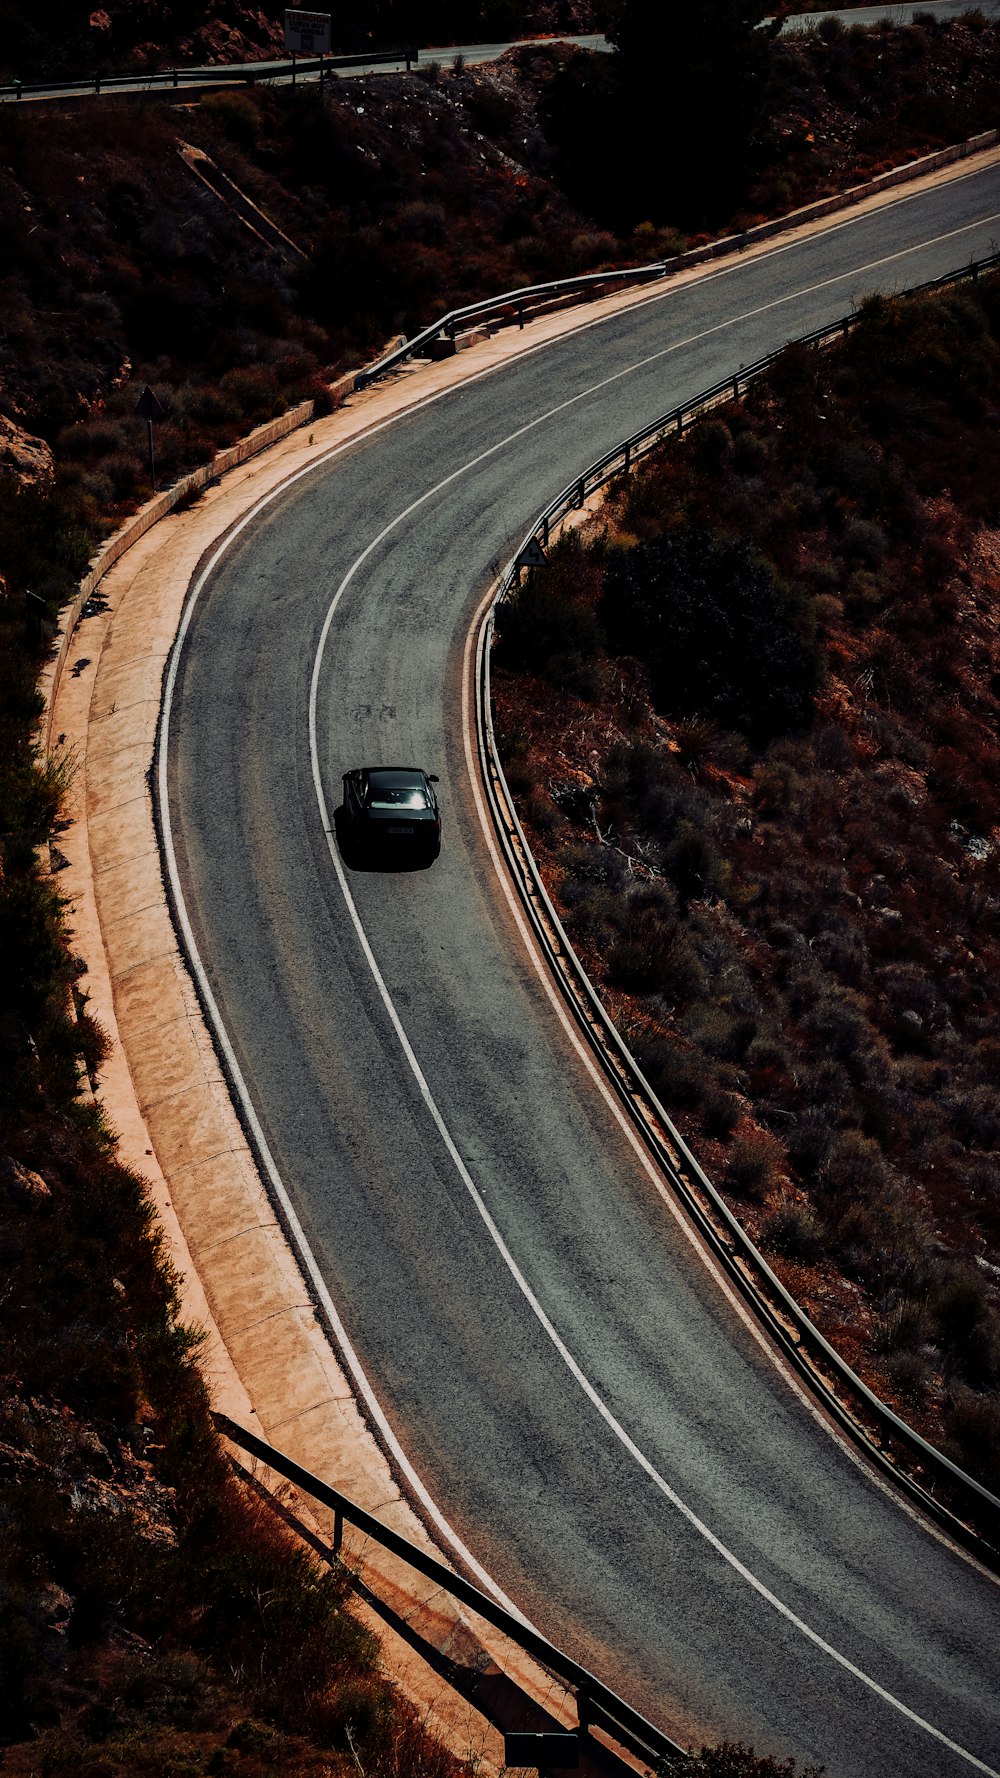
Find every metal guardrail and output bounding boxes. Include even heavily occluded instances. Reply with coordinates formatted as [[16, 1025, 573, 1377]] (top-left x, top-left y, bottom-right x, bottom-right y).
[[354, 136, 999, 388], [476, 246, 1000, 1568], [211, 1411, 690, 1771], [355, 262, 672, 386], [0, 47, 418, 100]]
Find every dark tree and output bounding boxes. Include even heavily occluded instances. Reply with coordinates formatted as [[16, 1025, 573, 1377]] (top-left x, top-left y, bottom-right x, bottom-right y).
[[600, 526, 818, 745], [607, 0, 786, 225]]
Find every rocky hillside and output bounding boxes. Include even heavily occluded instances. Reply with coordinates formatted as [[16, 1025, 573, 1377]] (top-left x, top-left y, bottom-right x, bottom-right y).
[[2, 16, 997, 551], [0, 0, 600, 84]]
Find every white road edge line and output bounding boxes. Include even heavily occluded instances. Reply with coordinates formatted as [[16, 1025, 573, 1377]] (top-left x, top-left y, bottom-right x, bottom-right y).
[[459, 583, 1000, 1575], [158, 522, 534, 1630], [309, 545, 1000, 1778], [304, 309, 1000, 1777], [157, 190, 1000, 1765]]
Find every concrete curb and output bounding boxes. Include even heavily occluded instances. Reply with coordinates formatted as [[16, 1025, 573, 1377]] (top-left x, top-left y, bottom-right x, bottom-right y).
[[40, 401, 313, 746], [44, 137, 1000, 1765], [662, 127, 999, 275]]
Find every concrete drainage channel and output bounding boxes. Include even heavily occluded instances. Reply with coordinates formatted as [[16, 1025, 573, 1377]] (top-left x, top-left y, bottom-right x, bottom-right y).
[[42, 140, 1000, 1771]]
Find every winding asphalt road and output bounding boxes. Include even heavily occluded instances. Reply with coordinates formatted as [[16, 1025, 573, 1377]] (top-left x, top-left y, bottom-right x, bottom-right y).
[[164, 165, 1000, 1776]]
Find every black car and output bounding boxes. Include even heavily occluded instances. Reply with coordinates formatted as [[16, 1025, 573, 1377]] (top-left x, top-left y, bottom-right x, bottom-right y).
[[341, 766, 441, 860]]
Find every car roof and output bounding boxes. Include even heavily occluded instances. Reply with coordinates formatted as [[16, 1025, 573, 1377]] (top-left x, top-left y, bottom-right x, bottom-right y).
[[363, 767, 429, 787]]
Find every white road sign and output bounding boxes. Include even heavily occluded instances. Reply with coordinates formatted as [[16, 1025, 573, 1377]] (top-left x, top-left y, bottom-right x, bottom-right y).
[[284, 9, 332, 53]]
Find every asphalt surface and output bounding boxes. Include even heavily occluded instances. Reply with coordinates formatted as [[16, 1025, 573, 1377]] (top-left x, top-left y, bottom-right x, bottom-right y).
[[165, 167, 1000, 1775], [783, 2, 1000, 26]]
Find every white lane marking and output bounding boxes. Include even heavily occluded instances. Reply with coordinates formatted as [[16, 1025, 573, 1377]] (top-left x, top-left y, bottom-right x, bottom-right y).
[[158, 528, 533, 1625], [458, 591, 1000, 1579], [311, 585, 1000, 1778], [159, 187, 1000, 1752], [306, 388, 1000, 1778], [152, 186, 1000, 634]]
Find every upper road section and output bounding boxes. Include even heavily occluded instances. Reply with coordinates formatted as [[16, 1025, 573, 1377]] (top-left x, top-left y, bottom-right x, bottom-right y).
[[6, 4, 999, 103], [164, 166, 1000, 1776]]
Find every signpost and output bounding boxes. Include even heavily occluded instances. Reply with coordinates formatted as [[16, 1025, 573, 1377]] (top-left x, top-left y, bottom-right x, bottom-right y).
[[134, 385, 165, 491], [515, 535, 547, 587], [284, 8, 332, 81]]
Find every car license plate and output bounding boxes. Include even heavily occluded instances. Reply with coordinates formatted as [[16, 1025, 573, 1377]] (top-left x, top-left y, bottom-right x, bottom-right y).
[[388, 824, 414, 835]]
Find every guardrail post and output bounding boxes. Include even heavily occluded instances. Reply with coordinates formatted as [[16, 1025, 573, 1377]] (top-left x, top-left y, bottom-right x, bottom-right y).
[[575, 479, 585, 508], [623, 442, 631, 474], [733, 375, 740, 400], [542, 515, 550, 547], [94, 73, 101, 93], [172, 68, 178, 86], [518, 302, 525, 331], [576, 1680, 591, 1739], [333, 1508, 344, 1554], [676, 410, 684, 437]]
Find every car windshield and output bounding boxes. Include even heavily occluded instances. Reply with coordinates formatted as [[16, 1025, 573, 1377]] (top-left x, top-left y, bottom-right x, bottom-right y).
[[368, 786, 428, 809]]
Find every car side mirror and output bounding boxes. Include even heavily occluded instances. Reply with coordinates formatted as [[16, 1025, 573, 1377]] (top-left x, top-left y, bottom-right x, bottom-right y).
[[428, 774, 439, 783]]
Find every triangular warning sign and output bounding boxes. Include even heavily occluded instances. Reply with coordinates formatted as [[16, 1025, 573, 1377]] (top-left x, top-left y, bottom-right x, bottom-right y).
[[134, 385, 166, 420], [516, 538, 547, 569]]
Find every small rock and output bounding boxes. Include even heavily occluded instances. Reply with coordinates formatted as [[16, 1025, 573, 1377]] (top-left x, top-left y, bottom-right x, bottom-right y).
[[3, 1157, 52, 1204], [0, 414, 54, 490]]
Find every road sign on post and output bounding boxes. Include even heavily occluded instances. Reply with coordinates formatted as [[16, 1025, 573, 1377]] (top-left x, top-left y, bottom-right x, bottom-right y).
[[516, 537, 547, 571], [134, 385, 166, 492], [284, 9, 332, 53]]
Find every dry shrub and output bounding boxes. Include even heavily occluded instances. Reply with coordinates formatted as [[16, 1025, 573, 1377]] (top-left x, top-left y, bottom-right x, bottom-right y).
[[218, 365, 283, 421], [700, 1086, 741, 1142], [634, 1035, 705, 1114], [687, 1745, 823, 1778], [493, 535, 606, 695], [886, 1349, 932, 1406], [819, 1130, 893, 1206], [932, 1271, 999, 1388], [726, 1130, 784, 1201], [685, 1002, 756, 1063], [608, 888, 680, 995], [945, 1390, 1000, 1488], [759, 1200, 823, 1263], [873, 1297, 931, 1356], [524, 784, 563, 838]]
